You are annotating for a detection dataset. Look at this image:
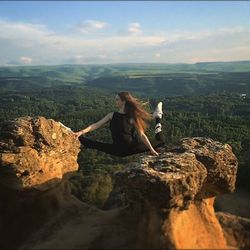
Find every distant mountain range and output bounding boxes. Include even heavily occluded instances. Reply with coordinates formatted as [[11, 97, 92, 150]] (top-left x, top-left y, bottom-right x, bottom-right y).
[[0, 60, 250, 80], [0, 61, 249, 97]]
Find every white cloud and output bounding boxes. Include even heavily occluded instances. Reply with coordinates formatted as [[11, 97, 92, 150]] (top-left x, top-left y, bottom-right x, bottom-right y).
[[155, 53, 161, 58], [75, 20, 108, 34], [0, 19, 49, 40], [19, 56, 33, 64], [0, 18, 249, 65], [69, 54, 107, 64], [128, 22, 142, 35]]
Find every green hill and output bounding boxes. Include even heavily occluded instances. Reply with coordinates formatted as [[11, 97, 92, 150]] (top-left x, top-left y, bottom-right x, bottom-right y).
[[0, 61, 250, 96]]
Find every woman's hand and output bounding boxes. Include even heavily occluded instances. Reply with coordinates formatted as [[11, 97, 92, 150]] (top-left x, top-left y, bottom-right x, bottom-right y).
[[73, 131, 85, 140], [150, 148, 159, 156]]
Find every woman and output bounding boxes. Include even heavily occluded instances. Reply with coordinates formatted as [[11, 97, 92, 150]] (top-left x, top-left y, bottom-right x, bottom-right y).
[[73, 91, 165, 157]]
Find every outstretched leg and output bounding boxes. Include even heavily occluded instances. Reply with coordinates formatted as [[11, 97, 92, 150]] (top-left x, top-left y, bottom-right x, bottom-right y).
[[78, 136, 126, 157], [153, 101, 165, 145], [154, 116, 165, 144]]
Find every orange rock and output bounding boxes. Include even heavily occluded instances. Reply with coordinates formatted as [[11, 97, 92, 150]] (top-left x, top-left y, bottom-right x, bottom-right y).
[[0, 118, 239, 250], [0, 116, 80, 191]]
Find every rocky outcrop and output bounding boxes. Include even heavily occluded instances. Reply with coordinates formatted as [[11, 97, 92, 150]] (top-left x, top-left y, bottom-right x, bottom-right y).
[[0, 116, 80, 191], [0, 116, 239, 249], [0, 116, 82, 249], [216, 212, 250, 249], [112, 137, 238, 249]]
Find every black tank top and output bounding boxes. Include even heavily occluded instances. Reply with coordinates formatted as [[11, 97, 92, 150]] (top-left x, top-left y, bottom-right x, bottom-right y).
[[109, 111, 138, 146]]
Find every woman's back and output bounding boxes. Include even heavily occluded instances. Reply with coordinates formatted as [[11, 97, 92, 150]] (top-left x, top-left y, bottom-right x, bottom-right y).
[[109, 111, 138, 146]]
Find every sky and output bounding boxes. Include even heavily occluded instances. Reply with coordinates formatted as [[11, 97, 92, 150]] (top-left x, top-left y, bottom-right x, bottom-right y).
[[0, 1, 250, 66]]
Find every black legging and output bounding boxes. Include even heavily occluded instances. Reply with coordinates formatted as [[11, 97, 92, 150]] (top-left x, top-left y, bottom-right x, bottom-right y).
[[78, 130, 165, 157]]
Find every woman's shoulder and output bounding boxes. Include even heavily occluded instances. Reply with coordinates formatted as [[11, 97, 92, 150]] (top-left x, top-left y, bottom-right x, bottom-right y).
[[105, 111, 115, 121]]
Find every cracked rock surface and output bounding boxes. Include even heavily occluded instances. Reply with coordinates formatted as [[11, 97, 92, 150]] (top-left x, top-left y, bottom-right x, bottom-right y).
[[113, 137, 238, 210], [0, 116, 80, 191], [0, 116, 239, 249]]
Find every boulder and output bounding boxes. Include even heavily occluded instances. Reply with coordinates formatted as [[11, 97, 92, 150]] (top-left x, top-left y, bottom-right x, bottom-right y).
[[0, 116, 239, 249], [0, 116, 80, 191]]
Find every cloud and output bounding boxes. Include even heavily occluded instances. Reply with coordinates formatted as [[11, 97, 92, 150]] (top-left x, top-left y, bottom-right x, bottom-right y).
[[19, 56, 33, 64], [128, 22, 142, 35], [65, 54, 108, 64], [0, 18, 249, 65], [155, 53, 161, 58], [75, 20, 108, 34], [5, 57, 33, 66], [0, 19, 49, 40]]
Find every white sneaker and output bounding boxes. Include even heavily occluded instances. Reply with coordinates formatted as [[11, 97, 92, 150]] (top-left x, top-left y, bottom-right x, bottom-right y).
[[153, 102, 163, 119], [58, 121, 72, 132], [155, 123, 162, 134]]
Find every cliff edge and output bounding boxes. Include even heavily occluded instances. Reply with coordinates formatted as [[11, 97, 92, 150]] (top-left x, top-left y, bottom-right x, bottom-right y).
[[0, 116, 239, 249]]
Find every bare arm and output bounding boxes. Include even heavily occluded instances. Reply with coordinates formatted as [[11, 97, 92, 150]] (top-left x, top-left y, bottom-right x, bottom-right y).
[[76, 112, 113, 136], [137, 131, 155, 152], [133, 120, 159, 156]]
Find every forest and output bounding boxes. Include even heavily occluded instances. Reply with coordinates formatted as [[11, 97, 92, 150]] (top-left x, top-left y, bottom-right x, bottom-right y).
[[0, 62, 249, 208]]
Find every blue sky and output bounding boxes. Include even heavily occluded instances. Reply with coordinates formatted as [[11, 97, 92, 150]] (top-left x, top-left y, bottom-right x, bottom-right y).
[[0, 1, 250, 65]]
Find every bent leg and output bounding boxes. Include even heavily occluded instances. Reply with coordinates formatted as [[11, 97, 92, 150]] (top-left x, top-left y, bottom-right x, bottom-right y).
[[132, 135, 165, 154], [78, 136, 124, 157], [122, 131, 166, 156], [155, 131, 166, 145]]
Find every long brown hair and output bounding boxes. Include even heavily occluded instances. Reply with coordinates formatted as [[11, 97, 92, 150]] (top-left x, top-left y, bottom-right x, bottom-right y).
[[118, 91, 153, 133]]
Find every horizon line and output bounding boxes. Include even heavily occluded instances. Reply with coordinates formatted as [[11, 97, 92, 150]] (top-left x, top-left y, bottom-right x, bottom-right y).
[[1, 59, 250, 68]]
